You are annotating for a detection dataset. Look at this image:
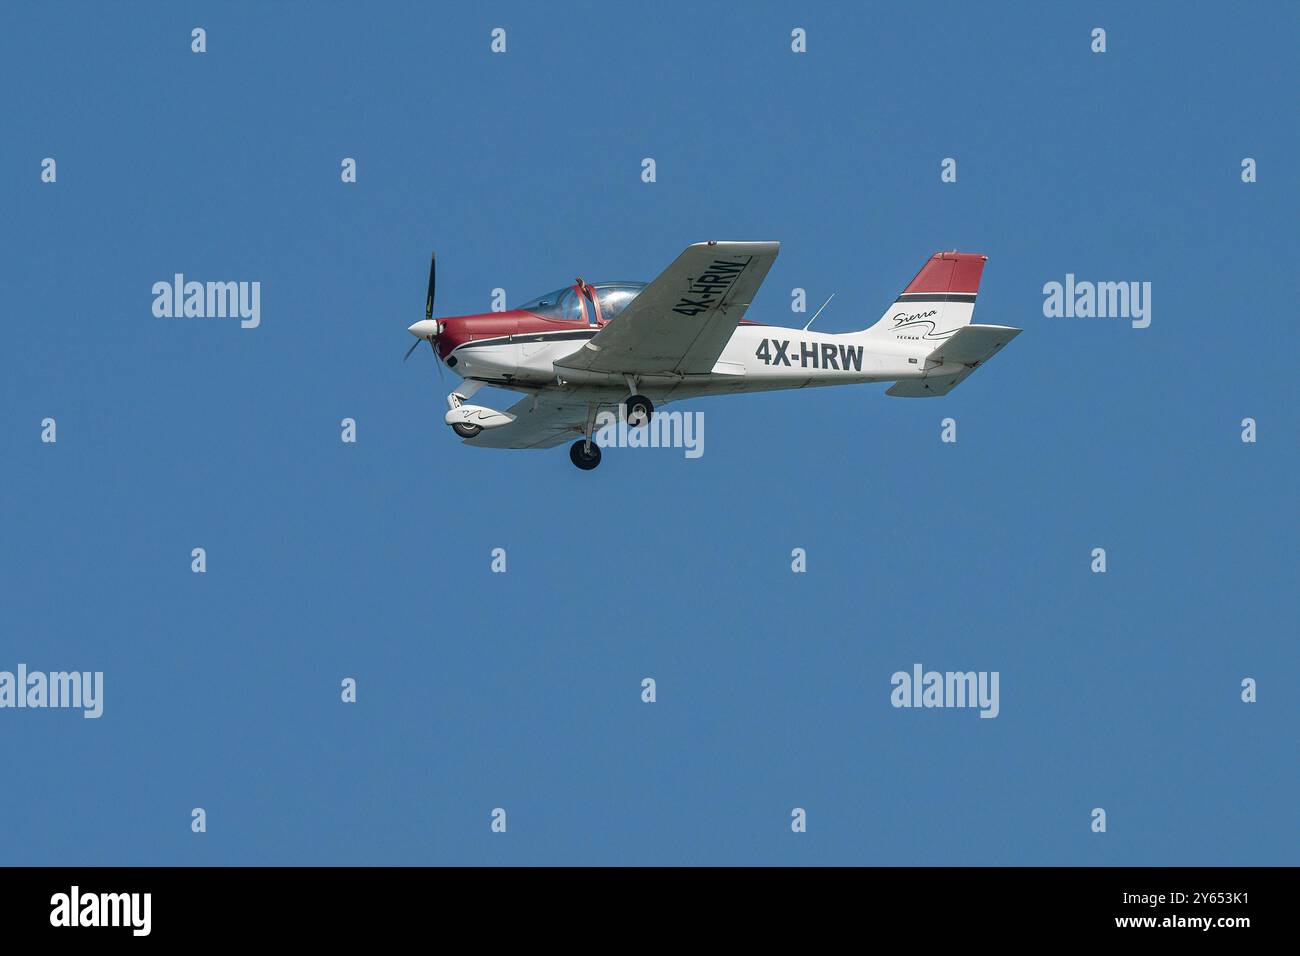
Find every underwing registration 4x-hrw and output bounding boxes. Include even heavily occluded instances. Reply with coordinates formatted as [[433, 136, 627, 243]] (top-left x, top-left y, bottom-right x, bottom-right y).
[[405, 242, 1021, 469]]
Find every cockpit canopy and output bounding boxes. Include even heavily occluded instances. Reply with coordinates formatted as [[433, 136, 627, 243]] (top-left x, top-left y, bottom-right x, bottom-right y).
[[519, 282, 646, 322]]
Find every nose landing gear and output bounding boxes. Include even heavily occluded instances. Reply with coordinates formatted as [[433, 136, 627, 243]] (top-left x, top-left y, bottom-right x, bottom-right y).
[[452, 421, 482, 439], [445, 380, 496, 437], [447, 390, 484, 437]]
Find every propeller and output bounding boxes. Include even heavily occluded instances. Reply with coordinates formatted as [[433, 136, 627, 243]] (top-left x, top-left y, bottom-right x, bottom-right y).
[[405, 252, 443, 377], [425, 250, 436, 323]]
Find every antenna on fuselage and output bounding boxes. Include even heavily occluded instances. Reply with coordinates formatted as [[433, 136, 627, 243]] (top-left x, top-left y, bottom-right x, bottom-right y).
[[803, 292, 836, 331]]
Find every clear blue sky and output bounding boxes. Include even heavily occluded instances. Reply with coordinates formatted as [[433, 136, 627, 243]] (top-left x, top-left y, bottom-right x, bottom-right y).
[[2, 1, 1296, 865]]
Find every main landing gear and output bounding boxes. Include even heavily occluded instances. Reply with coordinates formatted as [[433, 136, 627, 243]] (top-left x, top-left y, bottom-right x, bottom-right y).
[[569, 389, 653, 470], [569, 440, 601, 470], [570, 401, 602, 470], [621, 375, 653, 428], [623, 393, 654, 428]]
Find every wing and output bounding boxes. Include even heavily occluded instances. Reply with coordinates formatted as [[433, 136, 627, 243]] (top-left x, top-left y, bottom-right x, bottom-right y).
[[463, 393, 590, 449], [557, 241, 779, 376]]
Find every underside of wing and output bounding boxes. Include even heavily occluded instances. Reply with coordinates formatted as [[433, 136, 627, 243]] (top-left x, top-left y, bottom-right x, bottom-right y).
[[462, 393, 590, 449], [557, 240, 778, 377]]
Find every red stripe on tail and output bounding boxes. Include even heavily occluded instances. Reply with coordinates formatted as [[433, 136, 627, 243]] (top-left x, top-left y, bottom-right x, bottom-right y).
[[902, 252, 987, 295]]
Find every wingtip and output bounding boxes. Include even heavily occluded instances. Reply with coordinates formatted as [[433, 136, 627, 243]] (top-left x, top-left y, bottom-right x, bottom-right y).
[[694, 240, 781, 254]]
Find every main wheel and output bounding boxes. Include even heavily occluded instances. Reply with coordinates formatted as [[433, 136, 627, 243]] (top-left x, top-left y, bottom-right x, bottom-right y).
[[623, 394, 654, 428], [569, 439, 601, 470], [452, 422, 482, 438]]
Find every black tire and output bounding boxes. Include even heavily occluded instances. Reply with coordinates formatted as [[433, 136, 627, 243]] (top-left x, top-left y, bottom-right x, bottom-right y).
[[452, 422, 482, 439], [569, 439, 601, 470], [623, 393, 654, 428]]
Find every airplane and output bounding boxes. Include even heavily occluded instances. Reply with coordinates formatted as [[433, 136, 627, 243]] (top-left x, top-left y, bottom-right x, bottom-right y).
[[405, 241, 1021, 469]]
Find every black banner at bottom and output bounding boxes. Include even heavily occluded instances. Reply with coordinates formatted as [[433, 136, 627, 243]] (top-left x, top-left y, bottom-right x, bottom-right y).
[[0, 866, 1283, 941]]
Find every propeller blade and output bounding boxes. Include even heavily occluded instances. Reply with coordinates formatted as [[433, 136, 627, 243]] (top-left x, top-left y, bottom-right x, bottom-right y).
[[408, 252, 443, 372], [425, 252, 437, 322]]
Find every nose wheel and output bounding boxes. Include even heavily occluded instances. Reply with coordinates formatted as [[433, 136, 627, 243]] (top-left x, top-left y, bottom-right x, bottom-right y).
[[623, 394, 653, 428], [446, 382, 486, 438], [569, 439, 601, 470]]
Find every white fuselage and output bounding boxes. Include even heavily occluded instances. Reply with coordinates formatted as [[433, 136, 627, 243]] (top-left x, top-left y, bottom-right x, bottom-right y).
[[450, 322, 934, 406]]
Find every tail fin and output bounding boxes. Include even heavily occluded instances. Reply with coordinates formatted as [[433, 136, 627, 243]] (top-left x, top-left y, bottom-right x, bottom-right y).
[[861, 252, 987, 344]]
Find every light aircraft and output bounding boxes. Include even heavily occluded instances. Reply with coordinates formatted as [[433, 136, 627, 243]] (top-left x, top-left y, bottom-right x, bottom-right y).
[[406, 242, 1020, 469]]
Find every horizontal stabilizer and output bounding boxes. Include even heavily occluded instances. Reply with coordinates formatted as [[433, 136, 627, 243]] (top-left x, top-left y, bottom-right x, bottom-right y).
[[925, 324, 1021, 366], [886, 324, 1021, 397], [886, 374, 963, 397]]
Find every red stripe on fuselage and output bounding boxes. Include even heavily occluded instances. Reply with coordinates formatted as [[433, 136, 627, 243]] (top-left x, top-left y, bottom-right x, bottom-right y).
[[437, 310, 772, 360], [435, 310, 588, 359]]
